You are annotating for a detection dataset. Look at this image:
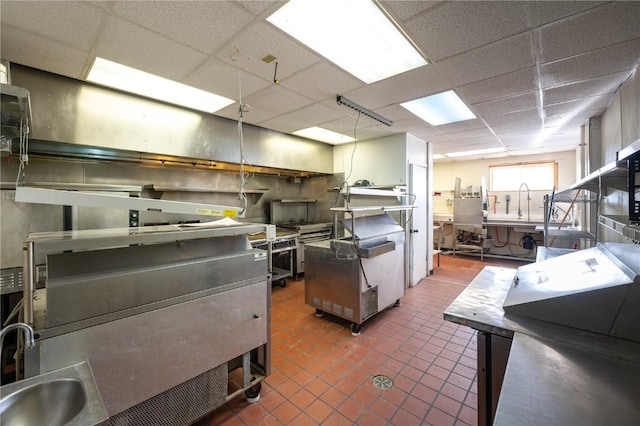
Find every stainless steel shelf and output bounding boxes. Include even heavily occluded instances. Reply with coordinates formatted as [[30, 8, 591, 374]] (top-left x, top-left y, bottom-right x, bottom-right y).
[[599, 214, 640, 242], [535, 225, 594, 239]]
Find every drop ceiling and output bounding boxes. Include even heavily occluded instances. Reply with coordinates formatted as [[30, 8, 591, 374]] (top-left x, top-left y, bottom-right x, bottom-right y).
[[1, 1, 639, 161]]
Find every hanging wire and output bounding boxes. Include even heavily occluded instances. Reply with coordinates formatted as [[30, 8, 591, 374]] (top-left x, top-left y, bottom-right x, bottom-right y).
[[15, 117, 29, 187], [235, 51, 255, 215]]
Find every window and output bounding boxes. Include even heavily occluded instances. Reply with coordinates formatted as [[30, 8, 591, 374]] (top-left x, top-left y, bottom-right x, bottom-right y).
[[490, 162, 557, 191]]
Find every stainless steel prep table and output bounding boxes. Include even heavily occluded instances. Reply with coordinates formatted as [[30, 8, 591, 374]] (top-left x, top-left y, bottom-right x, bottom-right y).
[[444, 266, 640, 426]]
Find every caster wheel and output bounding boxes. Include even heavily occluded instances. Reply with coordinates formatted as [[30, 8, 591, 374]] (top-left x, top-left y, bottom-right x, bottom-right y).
[[315, 309, 324, 318], [394, 299, 401, 307], [350, 323, 361, 337], [278, 279, 286, 288], [245, 381, 262, 403]]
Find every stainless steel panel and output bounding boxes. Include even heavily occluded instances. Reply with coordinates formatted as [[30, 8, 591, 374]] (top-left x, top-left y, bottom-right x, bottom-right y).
[[444, 266, 640, 364], [12, 64, 332, 174], [305, 242, 363, 322], [454, 198, 486, 226], [1, 189, 63, 268], [494, 333, 640, 426], [46, 236, 251, 279], [45, 249, 266, 328], [37, 280, 269, 417], [503, 245, 635, 336], [339, 213, 404, 240]]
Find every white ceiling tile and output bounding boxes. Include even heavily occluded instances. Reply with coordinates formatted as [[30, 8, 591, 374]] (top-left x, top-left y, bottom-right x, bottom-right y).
[[0, 1, 104, 50], [408, 127, 445, 140], [380, 1, 444, 22], [543, 72, 630, 105], [184, 58, 271, 101], [437, 33, 535, 86], [457, 68, 538, 104], [96, 17, 207, 81], [444, 128, 496, 141], [280, 62, 363, 102], [436, 119, 488, 134], [539, 2, 640, 63], [234, 1, 282, 16], [534, 1, 608, 26], [544, 95, 612, 120], [0, 25, 89, 79], [111, 1, 255, 54], [215, 22, 322, 81], [265, 103, 344, 132], [473, 92, 540, 117], [350, 64, 450, 105], [404, 1, 532, 61], [541, 38, 640, 89], [243, 85, 314, 124]]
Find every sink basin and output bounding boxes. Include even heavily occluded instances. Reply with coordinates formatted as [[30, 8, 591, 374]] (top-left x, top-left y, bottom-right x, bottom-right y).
[[0, 379, 85, 426], [0, 361, 108, 426]]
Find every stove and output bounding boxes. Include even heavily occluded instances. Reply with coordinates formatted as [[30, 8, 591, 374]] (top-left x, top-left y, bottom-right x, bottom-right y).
[[277, 222, 333, 277]]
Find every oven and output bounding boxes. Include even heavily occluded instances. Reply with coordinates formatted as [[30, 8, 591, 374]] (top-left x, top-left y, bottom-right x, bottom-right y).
[[270, 200, 333, 277]]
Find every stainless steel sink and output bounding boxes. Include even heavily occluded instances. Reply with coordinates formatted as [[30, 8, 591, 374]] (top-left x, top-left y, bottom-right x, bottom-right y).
[[0, 361, 108, 426]]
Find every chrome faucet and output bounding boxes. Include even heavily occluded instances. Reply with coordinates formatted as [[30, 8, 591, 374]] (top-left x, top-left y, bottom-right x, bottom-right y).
[[517, 183, 531, 222], [0, 322, 35, 351]]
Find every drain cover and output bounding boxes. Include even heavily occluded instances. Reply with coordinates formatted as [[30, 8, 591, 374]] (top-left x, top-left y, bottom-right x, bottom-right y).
[[372, 375, 393, 390]]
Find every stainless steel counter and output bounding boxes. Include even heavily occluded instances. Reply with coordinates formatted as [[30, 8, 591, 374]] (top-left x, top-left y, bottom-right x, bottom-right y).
[[444, 266, 640, 363], [495, 333, 640, 426], [444, 266, 640, 425]]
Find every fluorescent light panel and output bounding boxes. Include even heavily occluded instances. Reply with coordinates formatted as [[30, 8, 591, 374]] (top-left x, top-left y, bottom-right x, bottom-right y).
[[433, 154, 446, 160], [401, 90, 476, 126], [444, 147, 506, 158], [87, 58, 235, 114], [293, 127, 355, 144], [267, 0, 427, 84]]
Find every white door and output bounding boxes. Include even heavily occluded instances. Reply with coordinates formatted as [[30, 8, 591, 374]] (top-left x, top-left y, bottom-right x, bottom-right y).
[[409, 163, 427, 286]]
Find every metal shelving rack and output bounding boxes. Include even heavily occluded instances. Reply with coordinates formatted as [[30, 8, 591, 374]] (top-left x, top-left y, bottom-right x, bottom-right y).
[[546, 138, 640, 246]]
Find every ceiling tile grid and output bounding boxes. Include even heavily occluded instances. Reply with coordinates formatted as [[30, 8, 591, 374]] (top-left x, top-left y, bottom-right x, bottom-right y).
[[401, 1, 532, 62], [96, 16, 208, 81], [110, 1, 256, 55], [0, 1, 104, 51], [0, 25, 90, 79], [1, 0, 639, 161]]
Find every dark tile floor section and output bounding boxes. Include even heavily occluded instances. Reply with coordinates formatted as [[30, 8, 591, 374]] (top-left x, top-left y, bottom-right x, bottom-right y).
[[195, 255, 521, 425]]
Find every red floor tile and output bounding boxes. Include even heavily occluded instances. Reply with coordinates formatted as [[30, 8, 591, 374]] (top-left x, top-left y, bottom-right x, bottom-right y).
[[195, 255, 516, 426]]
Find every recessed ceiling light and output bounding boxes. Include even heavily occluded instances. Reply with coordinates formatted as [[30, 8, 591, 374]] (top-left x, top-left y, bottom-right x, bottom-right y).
[[267, 0, 427, 84], [444, 147, 506, 158], [87, 57, 235, 114], [401, 90, 476, 126], [293, 127, 355, 145], [433, 154, 446, 160]]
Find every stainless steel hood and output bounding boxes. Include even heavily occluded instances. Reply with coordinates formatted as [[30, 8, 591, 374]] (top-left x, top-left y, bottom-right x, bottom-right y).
[[503, 243, 640, 343], [9, 64, 333, 175]]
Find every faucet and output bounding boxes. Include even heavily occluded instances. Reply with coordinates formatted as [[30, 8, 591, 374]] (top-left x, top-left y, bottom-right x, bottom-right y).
[[517, 183, 531, 222], [0, 322, 35, 351]]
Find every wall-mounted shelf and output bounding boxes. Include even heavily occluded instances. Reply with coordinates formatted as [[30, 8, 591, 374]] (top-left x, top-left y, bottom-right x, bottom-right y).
[[599, 215, 640, 243], [15, 186, 245, 218], [555, 137, 640, 244], [144, 184, 268, 203]]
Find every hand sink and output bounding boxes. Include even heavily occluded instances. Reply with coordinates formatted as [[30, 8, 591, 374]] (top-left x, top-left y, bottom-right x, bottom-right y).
[[0, 361, 108, 426]]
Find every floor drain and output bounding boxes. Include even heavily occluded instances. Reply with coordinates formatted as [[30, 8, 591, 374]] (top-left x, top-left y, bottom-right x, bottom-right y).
[[372, 375, 393, 390]]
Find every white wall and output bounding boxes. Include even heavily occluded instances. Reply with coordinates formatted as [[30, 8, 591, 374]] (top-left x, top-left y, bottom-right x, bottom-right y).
[[333, 134, 407, 185], [433, 151, 576, 219]]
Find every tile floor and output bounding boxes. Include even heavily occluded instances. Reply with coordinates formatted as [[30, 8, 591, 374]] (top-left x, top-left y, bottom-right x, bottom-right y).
[[195, 254, 522, 426]]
